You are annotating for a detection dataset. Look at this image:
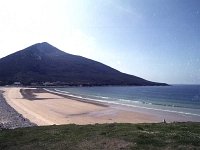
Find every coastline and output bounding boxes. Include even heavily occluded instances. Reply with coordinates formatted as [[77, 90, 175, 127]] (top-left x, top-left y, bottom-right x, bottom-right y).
[[46, 88, 200, 122], [0, 88, 35, 129], [46, 88, 200, 117], [1, 87, 200, 127], [1, 87, 159, 126]]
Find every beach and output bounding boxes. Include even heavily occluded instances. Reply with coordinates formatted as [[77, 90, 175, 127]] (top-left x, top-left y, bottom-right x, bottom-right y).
[[1, 87, 156, 126], [0, 89, 35, 129], [1, 87, 199, 126]]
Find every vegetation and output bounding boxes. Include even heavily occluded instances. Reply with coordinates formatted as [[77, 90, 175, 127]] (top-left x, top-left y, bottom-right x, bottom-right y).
[[0, 122, 200, 150]]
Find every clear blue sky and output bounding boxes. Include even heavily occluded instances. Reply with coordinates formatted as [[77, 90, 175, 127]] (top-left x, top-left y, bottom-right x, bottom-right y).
[[0, 0, 200, 84]]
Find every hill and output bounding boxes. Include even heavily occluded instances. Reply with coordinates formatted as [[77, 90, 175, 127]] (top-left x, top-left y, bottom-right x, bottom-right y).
[[0, 42, 167, 86]]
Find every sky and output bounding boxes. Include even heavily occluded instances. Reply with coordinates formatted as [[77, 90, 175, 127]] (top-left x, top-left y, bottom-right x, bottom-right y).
[[0, 0, 200, 84]]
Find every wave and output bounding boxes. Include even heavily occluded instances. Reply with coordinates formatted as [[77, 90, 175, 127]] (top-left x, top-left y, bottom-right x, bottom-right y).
[[44, 88, 200, 117], [55, 89, 146, 105], [52, 89, 192, 109], [118, 99, 144, 104], [46, 88, 83, 99], [93, 95, 110, 99], [55, 89, 69, 94]]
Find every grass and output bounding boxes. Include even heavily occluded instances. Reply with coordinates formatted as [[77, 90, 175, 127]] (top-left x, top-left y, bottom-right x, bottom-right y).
[[0, 122, 200, 150]]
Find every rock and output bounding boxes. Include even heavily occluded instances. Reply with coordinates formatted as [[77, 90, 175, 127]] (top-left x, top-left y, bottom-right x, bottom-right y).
[[0, 90, 36, 129]]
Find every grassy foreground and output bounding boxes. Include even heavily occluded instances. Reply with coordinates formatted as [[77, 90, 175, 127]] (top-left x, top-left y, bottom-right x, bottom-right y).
[[0, 122, 200, 150]]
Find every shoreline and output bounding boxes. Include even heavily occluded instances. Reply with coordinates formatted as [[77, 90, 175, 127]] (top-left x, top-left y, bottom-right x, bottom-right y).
[[45, 88, 200, 118], [21, 88, 108, 108], [0, 89, 35, 129], [1, 87, 200, 127], [46, 88, 200, 122], [1, 87, 159, 126]]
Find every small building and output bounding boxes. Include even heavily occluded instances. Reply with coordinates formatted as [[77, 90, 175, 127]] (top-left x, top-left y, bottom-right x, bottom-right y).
[[13, 82, 21, 86], [43, 82, 54, 86], [31, 83, 37, 86]]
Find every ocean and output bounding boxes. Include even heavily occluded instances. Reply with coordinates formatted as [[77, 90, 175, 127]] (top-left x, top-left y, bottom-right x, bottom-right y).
[[48, 85, 200, 117]]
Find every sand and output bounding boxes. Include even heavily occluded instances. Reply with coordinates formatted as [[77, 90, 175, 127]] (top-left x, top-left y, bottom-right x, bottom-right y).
[[2, 87, 159, 126]]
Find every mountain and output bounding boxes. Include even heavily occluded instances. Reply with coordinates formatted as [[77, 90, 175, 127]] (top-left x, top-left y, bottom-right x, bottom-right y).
[[0, 42, 167, 86]]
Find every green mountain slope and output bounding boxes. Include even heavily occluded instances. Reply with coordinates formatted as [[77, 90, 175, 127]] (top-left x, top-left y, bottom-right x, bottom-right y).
[[0, 42, 167, 86]]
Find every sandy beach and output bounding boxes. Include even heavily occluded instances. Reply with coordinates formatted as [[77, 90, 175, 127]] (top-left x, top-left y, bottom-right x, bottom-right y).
[[1, 87, 158, 126], [1, 87, 199, 126]]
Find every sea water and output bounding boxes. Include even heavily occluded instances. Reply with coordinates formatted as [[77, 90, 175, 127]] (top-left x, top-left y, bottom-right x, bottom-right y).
[[48, 85, 200, 117]]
